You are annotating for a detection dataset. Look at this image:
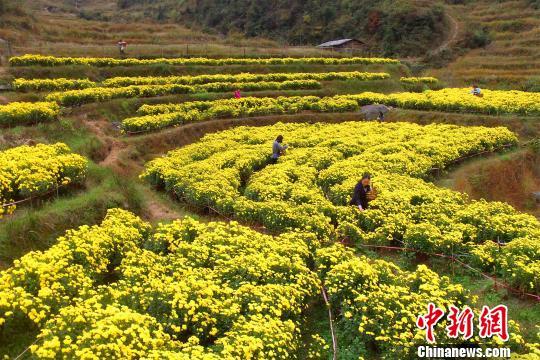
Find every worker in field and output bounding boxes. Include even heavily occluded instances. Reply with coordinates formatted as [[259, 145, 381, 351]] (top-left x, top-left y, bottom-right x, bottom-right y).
[[234, 89, 242, 99], [270, 135, 288, 164], [470, 84, 483, 97], [360, 104, 391, 121], [117, 40, 128, 56], [349, 173, 376, 211]]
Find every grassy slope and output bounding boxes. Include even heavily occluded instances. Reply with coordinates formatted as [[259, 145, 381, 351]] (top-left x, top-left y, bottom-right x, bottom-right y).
[[2, 0, 217, 45], [1, 0, 338, 59], [431, 0, 540, 89], [435, 148, 540, 218]]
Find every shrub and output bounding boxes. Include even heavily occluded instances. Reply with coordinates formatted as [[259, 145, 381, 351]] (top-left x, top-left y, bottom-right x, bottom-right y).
[[0, 101, 60, 126]]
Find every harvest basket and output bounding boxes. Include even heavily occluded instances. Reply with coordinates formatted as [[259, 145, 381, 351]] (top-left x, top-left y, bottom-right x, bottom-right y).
[[367, 188, 378, 201]]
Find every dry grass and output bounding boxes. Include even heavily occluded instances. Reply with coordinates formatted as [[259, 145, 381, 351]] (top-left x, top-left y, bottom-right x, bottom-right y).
[[430, 0, 540, 89], [2, 2, 345, 59], [446, 149, 540, 217]]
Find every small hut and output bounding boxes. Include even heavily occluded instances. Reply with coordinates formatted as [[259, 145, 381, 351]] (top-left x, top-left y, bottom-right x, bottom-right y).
[[316, 38, 366, 52]]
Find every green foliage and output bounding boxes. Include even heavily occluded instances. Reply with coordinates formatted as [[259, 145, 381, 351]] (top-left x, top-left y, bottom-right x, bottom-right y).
[[400, 77, 441, 92], [528, 138, 540, 154], [0, 0, 25, 18], [522, 77, 540, 93], [114, 0, 448, 57], [528, 0, 540, 9], [459, 25, 492, 49]]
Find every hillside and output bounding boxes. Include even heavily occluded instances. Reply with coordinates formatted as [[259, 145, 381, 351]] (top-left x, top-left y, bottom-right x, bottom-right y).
[[431, 0, 540, 89], [0, 1, 340, 59], [3, 0, 540, 70], [101, 0, 448, 57], [0, 0, 219, 46], [0, 0, 36, 43]]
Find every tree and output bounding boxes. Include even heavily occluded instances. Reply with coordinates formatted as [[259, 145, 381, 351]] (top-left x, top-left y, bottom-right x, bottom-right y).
[[366, 11, 381, 34]]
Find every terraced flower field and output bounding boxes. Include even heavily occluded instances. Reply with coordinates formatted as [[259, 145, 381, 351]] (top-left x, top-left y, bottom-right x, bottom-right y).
[[142, 122, 538, 293], [13, 71, 390, 91], [122, 88, 540, 132], [0, 209, 535, 359], [1, 52, 539, 359], [3, 65, 394, 121], [0, 121, 537, 359]]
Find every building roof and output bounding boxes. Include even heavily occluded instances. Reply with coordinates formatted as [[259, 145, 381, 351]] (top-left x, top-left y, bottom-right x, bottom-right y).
[[317, 38, 364, 48]]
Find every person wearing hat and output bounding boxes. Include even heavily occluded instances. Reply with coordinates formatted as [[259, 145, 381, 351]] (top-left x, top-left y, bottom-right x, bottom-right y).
[[349, 173, 374, 211]]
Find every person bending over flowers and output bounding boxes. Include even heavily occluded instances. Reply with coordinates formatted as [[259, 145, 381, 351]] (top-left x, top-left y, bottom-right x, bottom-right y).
[[470, 84, 483, 97], [270, 135, 288, 164], [349, 173, 376, 211]]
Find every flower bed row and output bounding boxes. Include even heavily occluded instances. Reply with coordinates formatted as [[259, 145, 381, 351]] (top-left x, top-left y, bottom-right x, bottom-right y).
[[45, 80, 321, 107], [12, 78, 97, 92], [12, 71, 390, 91], [123, 88, 540, 132], [400, 76, 439, 84], [102, 71, 390, 87], [0, 143, 88, 218], [9, 54, 400, 67], [0, 101, 60, 127]]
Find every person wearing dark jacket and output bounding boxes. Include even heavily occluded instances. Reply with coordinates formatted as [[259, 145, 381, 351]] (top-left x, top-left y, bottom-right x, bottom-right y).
[[349, 173, 372, 211], [270, 135, 288, 164]]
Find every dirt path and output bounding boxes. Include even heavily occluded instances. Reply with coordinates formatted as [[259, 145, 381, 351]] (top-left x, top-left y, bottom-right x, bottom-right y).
[[400, 9, 460, 62], [100, 139, 126, 167], [80, 115, 191, 222], [431, 11, 460, 55], [81, 117, 127, 166], [143, 196, 186, 222]]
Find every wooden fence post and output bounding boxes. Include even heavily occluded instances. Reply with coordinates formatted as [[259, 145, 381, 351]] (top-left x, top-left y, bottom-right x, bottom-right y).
[[6, 40, 12, 58]]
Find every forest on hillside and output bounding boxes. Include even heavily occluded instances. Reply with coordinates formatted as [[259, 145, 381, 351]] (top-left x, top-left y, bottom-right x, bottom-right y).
[[113, 0, 447, 56]]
